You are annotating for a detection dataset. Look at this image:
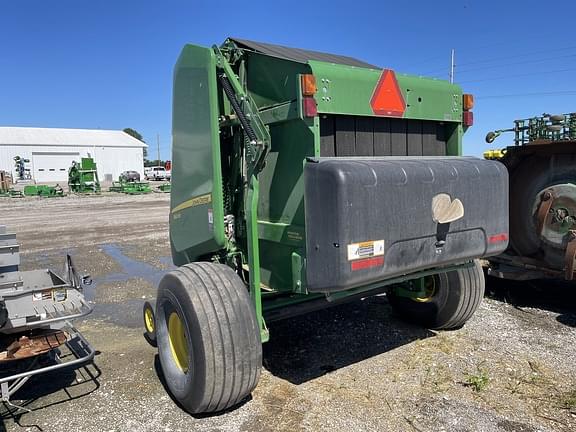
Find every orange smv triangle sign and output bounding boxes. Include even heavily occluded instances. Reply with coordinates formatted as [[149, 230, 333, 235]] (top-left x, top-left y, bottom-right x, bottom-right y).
[[370, 69, 406, 117]]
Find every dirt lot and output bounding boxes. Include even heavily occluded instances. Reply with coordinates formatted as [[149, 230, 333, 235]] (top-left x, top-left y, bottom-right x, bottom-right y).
[[1, 193, 575, 432]]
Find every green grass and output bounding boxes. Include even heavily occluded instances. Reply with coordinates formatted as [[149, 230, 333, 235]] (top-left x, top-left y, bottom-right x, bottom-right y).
[[559, 389, 576, 411], [464, 366, 490, 392]]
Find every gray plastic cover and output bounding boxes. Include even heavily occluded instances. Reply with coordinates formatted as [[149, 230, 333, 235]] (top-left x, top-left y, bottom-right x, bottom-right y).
[[304, 157, 509, 292]]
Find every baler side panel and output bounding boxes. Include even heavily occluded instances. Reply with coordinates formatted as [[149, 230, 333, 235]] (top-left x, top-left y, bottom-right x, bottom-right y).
[[245, 52, 311, 109], [240, 53, 316, 292], [257, 119, 315, 291], [170, 45, 225, 264]]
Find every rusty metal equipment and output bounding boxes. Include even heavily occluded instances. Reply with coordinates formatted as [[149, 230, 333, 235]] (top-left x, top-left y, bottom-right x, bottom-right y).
[[0, 172, 21, 198], [0, 171, 11, 193], [0, 225, 94, 407], [484, 112, 576, 280]]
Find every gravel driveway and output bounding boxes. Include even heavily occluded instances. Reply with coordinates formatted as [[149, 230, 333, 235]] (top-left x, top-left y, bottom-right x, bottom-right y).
[[1, 193, 575, 431]]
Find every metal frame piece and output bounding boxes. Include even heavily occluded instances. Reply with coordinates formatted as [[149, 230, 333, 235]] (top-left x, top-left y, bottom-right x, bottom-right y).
[[213, 46, 271, 342], [0, 226, 95, 404], [0, 325, 95, 407]]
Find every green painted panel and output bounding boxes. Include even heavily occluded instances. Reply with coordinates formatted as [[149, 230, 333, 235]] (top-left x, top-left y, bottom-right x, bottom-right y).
[[257, 119, 315, 291], [245, 52, 311, 109], [308, 61, 463, 123], [170, 44, 225, 263]]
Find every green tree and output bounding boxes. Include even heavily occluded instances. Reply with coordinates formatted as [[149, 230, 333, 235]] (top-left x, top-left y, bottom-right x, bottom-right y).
[[123, 128, 147, 158]]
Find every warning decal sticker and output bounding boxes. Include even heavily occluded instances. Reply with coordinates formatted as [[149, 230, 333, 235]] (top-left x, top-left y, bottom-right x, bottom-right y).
[[347, 240, 385, 261]]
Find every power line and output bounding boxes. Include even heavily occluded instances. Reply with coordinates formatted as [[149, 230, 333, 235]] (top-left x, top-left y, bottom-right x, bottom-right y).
[[476, 90, 576, 99], [456, 54, 576, 74], [421, 45, 576, 76], [458, 66, 576, 84], [402, 54, 448, 70], [458, 44, 576, 68]]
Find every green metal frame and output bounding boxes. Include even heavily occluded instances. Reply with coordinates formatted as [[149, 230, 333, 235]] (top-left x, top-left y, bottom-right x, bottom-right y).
[[22, 184, 65, 197], [170, 39, 471, 343], [68, 158, 101, 194], [109, 178, 151, 195], [486, 112, 576, 146], [213, 47, 271, 341]]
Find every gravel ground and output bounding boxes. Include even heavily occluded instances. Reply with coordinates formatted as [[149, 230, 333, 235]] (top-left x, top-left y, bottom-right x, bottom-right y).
[[1, 193, 575, 432]]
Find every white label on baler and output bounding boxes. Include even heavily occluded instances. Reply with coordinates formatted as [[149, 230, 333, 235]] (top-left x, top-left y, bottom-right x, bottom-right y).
[[347, 240, 385, 261]]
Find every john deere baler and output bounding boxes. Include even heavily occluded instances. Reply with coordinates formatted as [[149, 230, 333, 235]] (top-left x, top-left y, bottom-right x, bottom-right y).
[[145, 38, 509, 414]]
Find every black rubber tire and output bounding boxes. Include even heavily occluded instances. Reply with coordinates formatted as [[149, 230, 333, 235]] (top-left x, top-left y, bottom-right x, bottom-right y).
[[387, 260, 485, 330], [509, 154, 576, 267], [156, 262, 262, 414], [142, 300, 157, 347]]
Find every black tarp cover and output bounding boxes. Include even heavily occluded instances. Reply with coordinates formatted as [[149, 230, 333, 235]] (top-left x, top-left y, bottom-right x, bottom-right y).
[[229, 38, 379, 69]]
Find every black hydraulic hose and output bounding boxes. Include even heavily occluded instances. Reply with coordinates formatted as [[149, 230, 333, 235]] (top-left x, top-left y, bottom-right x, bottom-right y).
[[218, 74, 258, 142]]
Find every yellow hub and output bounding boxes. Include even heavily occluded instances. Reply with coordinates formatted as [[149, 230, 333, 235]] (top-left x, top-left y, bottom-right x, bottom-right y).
[[168, 312, 190, 373], [144, 307, 155, 333], [413, 276, 437, 303]]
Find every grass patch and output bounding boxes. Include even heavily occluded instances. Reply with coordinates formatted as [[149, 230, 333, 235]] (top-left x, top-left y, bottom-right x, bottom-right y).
[[559, 389, 576, 411], [464, 364, 490, 392]]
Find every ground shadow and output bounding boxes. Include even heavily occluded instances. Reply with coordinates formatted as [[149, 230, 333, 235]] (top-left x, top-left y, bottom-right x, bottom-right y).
[[485, 275, 576, 327], [149, 295, 433, 415], [0, 359, 101, 430], [263, 295, 434, 384]]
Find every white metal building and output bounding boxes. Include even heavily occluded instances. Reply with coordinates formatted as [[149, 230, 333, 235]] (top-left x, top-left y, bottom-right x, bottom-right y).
[[0, 127, 147, 183]]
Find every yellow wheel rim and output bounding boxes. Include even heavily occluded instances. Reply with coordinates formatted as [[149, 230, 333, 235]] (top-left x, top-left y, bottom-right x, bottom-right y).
[[168, 312, 189, 373], [413, 276, 437, 303], [144, 307, 155, 333]]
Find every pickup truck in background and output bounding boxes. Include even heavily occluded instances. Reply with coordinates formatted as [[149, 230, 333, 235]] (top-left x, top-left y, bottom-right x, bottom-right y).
[[145, 166, 171, 181]]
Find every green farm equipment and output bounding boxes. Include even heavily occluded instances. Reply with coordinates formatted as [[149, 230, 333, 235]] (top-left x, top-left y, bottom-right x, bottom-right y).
[[157, 183, 171, 193], [109, 177, 151, 195], [144, 38, 509, 414], [23, 184, 65, 197], [68, 158, 100, 193], [484, 113, 576, 280]]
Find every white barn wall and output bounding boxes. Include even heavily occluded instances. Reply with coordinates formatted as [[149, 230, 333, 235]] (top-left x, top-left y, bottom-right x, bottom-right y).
[[0, 144, 144, 182], [91, 146, 144, 181]]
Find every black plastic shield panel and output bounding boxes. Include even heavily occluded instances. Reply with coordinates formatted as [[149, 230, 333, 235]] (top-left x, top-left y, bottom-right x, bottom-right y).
[[304, 157, 509, 292]]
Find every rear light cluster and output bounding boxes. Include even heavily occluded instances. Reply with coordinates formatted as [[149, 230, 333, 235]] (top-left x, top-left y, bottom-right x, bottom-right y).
[[301, 74, 317, 117], [462, 93, 474, 127]]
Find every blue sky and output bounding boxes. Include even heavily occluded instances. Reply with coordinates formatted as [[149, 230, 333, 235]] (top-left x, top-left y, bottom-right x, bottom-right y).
[[1, 1, 575, 159]]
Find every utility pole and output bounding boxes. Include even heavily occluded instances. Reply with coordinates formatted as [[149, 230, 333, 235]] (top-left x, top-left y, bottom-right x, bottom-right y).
[[157, 134, 160, 165], [449, 49, 455, 84]]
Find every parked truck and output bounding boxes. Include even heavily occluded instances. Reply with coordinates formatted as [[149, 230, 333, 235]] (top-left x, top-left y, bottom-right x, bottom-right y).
[[484, 112, 576, 280], [143, 38, 509, 414]]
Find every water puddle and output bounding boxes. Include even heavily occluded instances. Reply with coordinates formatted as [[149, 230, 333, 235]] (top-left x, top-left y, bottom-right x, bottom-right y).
[[86, 243, 173, 301], [158, 256, 173, 267], [84, 243, 175, 327]]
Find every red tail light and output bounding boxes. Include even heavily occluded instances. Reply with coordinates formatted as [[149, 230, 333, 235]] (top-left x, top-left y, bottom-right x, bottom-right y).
[[463, 111, 474, 127], [303, 97, 317, 117]]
